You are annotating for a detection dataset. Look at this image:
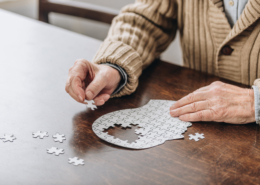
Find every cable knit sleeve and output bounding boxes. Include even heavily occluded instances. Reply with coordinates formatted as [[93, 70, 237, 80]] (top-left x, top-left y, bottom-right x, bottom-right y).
[[93, 0, 178, 97]]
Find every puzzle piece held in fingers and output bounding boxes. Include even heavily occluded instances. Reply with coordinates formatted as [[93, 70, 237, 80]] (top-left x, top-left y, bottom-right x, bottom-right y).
[[84, 100, 97, 110]]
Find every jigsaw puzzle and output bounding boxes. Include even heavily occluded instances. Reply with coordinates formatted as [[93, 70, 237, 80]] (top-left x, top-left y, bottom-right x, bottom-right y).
[[68, 157, 84, 166], [47, 147, 64, 156], [189, 133, 205, 141], [92, 100, 192, 149], [1, 134, 16, 142], [84, 100, 97, 110], [32, 131, 49, 139], [53, 133, 66, 143]]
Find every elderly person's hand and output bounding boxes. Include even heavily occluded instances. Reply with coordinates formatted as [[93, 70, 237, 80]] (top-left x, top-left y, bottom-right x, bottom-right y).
[[170, 81, 256, 124], [65, 59, 121, 105]]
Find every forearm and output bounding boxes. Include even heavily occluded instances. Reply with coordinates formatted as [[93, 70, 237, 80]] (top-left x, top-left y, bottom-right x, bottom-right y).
[[93, 0, 178, 97], [252, 86, 260, 125]]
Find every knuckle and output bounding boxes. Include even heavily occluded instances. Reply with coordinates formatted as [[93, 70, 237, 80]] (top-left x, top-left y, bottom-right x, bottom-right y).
[[190, 102, 197, 112], [205, 99, 212, 108], [212, 106, 225, 119], [68, 67, 73, 73], [210, 86, 222, 95], [91, 82, 101, 90], [196, 111, 204, 120], [187, 93, 195, 102], [74, 59, 85, 65], [211, 81, 223, 87]]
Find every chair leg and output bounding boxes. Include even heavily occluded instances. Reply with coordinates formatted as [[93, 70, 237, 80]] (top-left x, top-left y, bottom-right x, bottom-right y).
[[39, 12, 49, 23], [39, 0, 49, 23]]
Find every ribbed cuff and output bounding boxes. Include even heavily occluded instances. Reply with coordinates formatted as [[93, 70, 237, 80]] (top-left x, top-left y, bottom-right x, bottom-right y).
[[252, 85, 260, 125], [93, 40, 142, 97], [100, 63, 128, 96]]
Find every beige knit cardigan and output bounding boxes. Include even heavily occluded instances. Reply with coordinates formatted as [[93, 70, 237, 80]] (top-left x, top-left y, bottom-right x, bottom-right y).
[[93, 0, 260, 97]]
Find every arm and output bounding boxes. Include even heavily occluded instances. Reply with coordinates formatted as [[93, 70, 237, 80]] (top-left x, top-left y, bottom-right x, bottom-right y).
[[93, 0, 178, 97], [253, 79, 260, 124], [65, 0, 178, 105]]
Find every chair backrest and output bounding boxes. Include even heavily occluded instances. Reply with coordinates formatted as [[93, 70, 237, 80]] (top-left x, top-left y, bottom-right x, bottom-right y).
[[39, 0, 119, 24]]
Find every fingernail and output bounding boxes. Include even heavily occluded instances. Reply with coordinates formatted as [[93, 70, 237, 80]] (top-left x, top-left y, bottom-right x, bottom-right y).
[[86, 91, 93, 100], [78, 95, 83, 102], [104, 95, 110, 101], [98, 100, 104, 105]]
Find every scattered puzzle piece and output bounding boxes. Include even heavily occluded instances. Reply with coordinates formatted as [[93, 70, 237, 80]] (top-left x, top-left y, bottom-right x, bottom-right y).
[[32, 131, 49, 139], [84, 100, 97, 110], [189, 133, 205, 141], [53, 133, 66, 143], [1, 134, 16, 142], [68, 157, 84, 166], [47, 147, 64, 156]]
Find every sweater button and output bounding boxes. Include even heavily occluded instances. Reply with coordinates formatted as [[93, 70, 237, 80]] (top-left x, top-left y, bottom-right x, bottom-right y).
[[229, 0, 234, 6], [221, 45, 233, 55]]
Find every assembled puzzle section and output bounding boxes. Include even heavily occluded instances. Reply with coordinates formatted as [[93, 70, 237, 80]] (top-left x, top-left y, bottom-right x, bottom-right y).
[[92, 100, 192, 149]]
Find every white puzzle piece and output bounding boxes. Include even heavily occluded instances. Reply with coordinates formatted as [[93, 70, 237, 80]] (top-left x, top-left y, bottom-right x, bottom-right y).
[[92, 100, 192, 149], [32, 131, 49, 139], [68, 157, 84, 166], [47, 147, 64, 156], [84, 100, 97, 110], [53, 133, 66, 143], [189, 133, 205, 141], [1, 134, 16, 142]]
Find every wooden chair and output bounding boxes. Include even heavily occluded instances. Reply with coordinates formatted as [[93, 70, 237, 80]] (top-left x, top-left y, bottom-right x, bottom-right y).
[[39, 0, 119, 24]]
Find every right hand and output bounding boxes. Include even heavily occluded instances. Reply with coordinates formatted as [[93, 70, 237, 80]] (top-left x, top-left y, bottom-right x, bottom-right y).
[[65, 59, 121, 106]]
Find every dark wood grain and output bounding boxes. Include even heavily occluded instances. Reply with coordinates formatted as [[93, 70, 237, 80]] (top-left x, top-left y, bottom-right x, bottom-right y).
[[39, 0, 118, 24], [71, 60, 260, 185], [1, 9, 260, 185]]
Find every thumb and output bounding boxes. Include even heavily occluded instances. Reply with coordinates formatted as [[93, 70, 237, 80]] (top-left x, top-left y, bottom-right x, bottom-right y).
[[85, 74, 107, 100]]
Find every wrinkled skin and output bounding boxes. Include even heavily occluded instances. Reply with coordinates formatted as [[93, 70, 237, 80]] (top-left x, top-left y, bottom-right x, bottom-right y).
[[170, 81, 256, 124], [65, 59, 121, 106]]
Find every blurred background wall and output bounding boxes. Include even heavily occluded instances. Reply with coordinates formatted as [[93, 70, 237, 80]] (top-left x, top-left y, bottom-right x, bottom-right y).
[[0, 0, 183, 65]]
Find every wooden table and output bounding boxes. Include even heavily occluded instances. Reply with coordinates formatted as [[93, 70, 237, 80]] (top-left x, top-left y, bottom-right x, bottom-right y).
[[0, 9, 259, 185]]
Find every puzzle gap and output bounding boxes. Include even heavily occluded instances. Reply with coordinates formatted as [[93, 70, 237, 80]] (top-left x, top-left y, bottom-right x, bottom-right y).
[[103, 124, 140, 144]]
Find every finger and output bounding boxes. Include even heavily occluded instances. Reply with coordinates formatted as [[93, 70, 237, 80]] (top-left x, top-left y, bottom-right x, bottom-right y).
[[170, 91, 208, 110], [85, 74, 107, 100], [170, 100, 209, 117], [194, 85, 211, 93], [66, 85, 84, 103], [70, 59, 95, 81], [71, 76, 85, 102], [93, 94, 110, 106], [65, 76, 85, 102], [179, 110, 213, 122]]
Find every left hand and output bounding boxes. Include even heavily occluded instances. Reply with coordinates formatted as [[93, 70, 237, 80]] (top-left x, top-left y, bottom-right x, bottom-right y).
[[170, 81, 255, 124]]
